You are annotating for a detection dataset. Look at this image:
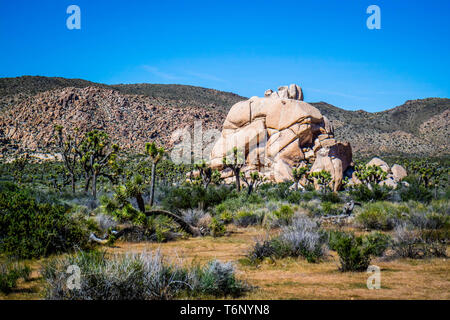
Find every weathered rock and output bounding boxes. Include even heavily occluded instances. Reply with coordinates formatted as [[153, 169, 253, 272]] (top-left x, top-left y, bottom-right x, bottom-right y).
[[391, 164, 407, 181], [379, 177, 397, 188], [310, 142, 352, 191], [209, 84, 353, 189], [367, 157, 390, 172]]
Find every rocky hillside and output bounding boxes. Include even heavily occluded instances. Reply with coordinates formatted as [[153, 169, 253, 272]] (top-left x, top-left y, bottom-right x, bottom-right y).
[[0, 76, 448, 158], [0, 86, 225, 153], [311, 99, 450, 157]]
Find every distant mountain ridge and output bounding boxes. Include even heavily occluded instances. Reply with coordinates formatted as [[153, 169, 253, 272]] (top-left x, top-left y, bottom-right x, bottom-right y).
[[0, 76, 448, 158]]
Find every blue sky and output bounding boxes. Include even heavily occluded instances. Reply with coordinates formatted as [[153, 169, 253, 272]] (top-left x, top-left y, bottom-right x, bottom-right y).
[[0, 0, 449, 111]]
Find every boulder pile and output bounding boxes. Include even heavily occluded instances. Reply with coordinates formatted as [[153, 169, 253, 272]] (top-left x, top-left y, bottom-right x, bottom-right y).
[[209, 84, 353, 191], [349, 157, 408, 188]]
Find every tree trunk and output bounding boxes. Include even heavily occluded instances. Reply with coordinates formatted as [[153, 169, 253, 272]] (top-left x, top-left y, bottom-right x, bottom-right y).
[[136, 194, 146, 213], [235, 169, 241, 192], [247, 184, 253, 195], [149, 161, 156, 207], [71, 174, 75, 194], [92, 173, 97, 199], [145, 210, 202, 237], [84, 176, 91, 193]]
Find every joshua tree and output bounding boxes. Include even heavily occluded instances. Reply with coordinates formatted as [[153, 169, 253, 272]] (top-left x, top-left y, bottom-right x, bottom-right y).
[[310, 170, 333, 192], [77, 130, 119, 199], [53, 125, 82, 194], [146, 141, 165, 207], [292, 165, 309, 191], [240, 171, 264, 195], [222, 147, 245, 192], [194, 160, 213, 189], [355, 164, 387, 185]]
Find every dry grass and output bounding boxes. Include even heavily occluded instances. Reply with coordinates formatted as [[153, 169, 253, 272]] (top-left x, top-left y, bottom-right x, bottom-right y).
[[1, 225, 449, 300]]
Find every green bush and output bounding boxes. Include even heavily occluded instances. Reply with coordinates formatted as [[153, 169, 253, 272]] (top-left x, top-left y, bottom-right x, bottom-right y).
[[326, 229, 351, 251], [209, 218, 226, 237], [362, 232, 391, 257], [356, 202, 404, 230], [0, 183, 90, 259], [335, 234, 373, 272], [272, 205, 295, 225], [350, 184, 391, 202], [321, 201, 343, 216], [400, 177, 433, 203], [286, 191, 302, 204], [161, 185, 233, 211], [320, 192, 342, 203], [0, 261, 31, 294], [233, 211, 262, 227]]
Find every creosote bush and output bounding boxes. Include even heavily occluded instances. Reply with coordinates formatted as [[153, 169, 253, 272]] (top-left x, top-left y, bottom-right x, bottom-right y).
[[334, 234, 373, 272], [0, 182, 91, 259], [42, 250, 251, 299]]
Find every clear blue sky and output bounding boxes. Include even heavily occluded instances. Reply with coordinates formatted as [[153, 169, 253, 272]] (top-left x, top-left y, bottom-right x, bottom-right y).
[[0, 0, 449, 111]]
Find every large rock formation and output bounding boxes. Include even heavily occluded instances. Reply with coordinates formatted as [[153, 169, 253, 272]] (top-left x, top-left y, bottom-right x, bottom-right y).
[[210, 84, 352, 191]]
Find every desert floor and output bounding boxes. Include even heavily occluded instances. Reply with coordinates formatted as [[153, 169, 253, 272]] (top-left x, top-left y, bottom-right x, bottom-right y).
[[1, 226, 449, 300]]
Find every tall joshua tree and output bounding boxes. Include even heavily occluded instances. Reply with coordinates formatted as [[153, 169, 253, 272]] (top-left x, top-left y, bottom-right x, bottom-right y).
[[146, 141, 165, 207], [53, 125, 82, 194], [240, 171, 264, 195], [222, 147, 245, 192], [78, 130, 119, 199]]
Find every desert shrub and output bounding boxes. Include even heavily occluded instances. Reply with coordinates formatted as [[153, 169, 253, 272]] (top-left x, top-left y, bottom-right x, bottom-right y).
[[42, 250, 250, 299], [0, 261, 31, 294], [326, 229, 352, 251], [265, 205, 295, 228], [0, 183, 91, 259], [420, 229, 449, 244], [191, 260, 251, 297], [362, 231, 391, 257], [335, 234, 373, 272], [321, 201, 343, 216], [209, 218, 226, 237], [400, 177, 433, 203], [257, 182, 291, 201], [218, 211, 234, 224], [350, 184, 391, 202], [301, 191, 317, 201], [246, 238, 276, 264], [181, 208, 208, 226], [320, 192, 342, 203], [213, 193, 250, 215], [286, 191, 302, 204], [161, 185, 233, 211], [248, 216, 327, 263], [408, 210, 449, 230], [391, 224, 447, 259], [233, 211, 262, 227], [356, 202, 405, 230], [277, 217, 328, 262]]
